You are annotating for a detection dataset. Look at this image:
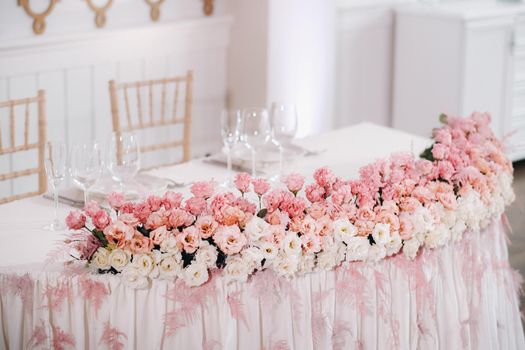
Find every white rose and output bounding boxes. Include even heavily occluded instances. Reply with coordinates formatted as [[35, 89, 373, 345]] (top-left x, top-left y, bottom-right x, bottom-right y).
[[385, 233, 402, 256], [121, 265, 150, 289], [159, 255, 181, 279], [195, 242, 218, 268], [424, 223, 450, 249], [109, 249, 129, 272], [259, 241, 278, 261], [345, 236, 370, 262], [272, 253, 299, 277], [281, 233, 302, 256], [372, 223, 390, 246], [224, 255, 250, 283], [134, 254, 155, 277], [451, 220, 466, 242], [160, 235, 180, 254], [244, 216, 270, 242], [367, 244, 386, 263], [91, 247, 110, 270], [441, 210, 457, 229], [298, 253, 315, 274], [241, 246, 264, 271], [332, 218, 357, 244], [183, 261, 209, 287], [403, 237, 420, 260]]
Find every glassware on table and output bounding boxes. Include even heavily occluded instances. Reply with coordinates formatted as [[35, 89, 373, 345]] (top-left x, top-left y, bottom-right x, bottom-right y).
[[240, 107, 271, 177], [220, 109, 241, 187], [43, 141, 66, 231], [270, 102, 298, 146], [107, 131, 140, 194], [70, 142, 102, 205]]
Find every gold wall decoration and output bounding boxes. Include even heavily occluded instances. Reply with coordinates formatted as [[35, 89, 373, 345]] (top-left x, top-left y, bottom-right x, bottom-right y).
[[86, 0, 114, 28], [203, 0, 214, 16], [17, 0, 59, 35], [144, 0, 165, 22]]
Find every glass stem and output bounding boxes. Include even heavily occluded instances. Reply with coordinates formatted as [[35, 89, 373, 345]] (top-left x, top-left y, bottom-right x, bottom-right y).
[[226, 145, 232, 177], [53, 185, 59, 227], [278, 146, 283, 178], [251, 149, 256, 177], [83, 187, 89, 206]]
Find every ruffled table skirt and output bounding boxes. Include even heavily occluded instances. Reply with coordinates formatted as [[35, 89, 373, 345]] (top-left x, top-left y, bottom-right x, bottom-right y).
[[1, 219, 524, 350]]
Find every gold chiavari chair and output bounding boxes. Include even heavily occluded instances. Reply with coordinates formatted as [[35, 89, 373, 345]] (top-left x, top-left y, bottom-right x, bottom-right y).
[[108, 71, 193, 170], [0, 90, 47, 204]]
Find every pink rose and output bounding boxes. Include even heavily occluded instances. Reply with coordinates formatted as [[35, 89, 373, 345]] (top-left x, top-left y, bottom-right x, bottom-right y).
[[252, 178, 271, 196], [150, 225, 170, 245], [213, 225, 247, 255], [283, 173, 305, 194], [305, 183, 325, 203], [313, 167, 336, 189], [190, 181, 215, 199], [162, 191, 183, 209], [129, 233, 153, 254], [185, 197, 208, 216], [146, 195, 163, 212], [195, 215, 218, 239], [84, 201, 101, 218], [177, 226, 201, 253], [107, 192, 125, 211], [301, 234, 322, 254], [92, 210, 111, 231], [104, 220, 135, 243], [307, 202, 327, 220], [234, 172, 251, 193], [65, 210, 86, 230], [145, 210, 167, 230], [169, 208, 194, 228]]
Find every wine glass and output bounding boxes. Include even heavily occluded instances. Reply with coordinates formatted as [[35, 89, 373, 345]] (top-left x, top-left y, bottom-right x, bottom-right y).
[[241, 108, 271, 176], [270, 102, 298, 146], [220, 109, 241, 187], [107, 131, 140, 193], [70, 142, 102, 205], [43, 141, 66, 231]]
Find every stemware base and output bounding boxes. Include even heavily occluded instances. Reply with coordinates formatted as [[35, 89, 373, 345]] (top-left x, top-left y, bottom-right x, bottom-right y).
[[42, 222, 66, 231]]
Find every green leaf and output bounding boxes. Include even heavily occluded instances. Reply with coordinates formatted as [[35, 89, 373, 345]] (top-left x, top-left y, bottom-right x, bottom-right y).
[[257, 208, 268, 218], [419, 146, 435, 161], [92, 229, 108, 247]]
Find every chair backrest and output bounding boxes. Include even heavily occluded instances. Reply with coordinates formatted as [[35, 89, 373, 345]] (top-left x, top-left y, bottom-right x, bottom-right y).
[[0, 90, 47, 204], [108, 71, 193, 169]]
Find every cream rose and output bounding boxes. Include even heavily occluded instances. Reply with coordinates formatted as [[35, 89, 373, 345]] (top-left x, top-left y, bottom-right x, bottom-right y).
[[91, 247, 111, 270], [244, 216, 270, 243], [195, 242, 218, 268], [160, 235, 180, 254], [281, 233, 302, 256], [259, 241, 278, 261], [332, 218, 357, 244], [345, 236, 370, 262], [134, 254, 155, 277], [224, 255, 250, 283], [109, 249, 129, 272], [367, 244, 386, 263], [159, 255, 181, 279], [403, 237, 421, 260], [372, 223, 391, 246], [121, 265, 150, 289], [183, 262, 209, 287]]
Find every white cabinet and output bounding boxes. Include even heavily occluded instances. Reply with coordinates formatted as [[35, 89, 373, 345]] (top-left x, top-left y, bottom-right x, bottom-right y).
[[392, 1, 525, 161]]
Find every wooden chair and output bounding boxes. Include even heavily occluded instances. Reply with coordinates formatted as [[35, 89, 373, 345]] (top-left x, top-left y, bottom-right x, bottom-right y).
[[108, 71, 193, 169], [0, 90, 47, 204]]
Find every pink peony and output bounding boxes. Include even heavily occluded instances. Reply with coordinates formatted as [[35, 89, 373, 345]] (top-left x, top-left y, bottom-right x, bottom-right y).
[[305, 183, 325, 203], [65, 210, 86, 230], [92, 210, 111, 231], [252, 178, 271, 196], [213, 225, 247, 255], [283, 173, 305, 194], [107, 192, 125, 211], [178, 226, 201, 253], [234, 172, 251, 193], [162, 191, 183, 209], [195, 215, 218, 239], [190, 181, 215, 199], [185, 197, 208, 216]]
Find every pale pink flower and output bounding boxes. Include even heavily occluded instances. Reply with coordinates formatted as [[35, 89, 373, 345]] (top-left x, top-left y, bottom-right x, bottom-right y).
[[300, 215, 317, 235], [168, 208, 194, 228], [308, 201, 328, 220], [398, 213, 414, 240], [266, 209, 289, 225], [216, 205, 246, 226], [213, 225, 247, 255], [305, 183, 325, 203], [190, 181, 215, 199], [92, 210, 111, 231], [263, 189, 286, 212], [233, 197, 257, 215], [178, 226, 201, 253], [65, 210, 86, 230], [252, 178, 271, 196], [436, 192, 457, 210], [415, 159, 434, 176], [107, 192, 125, 211], [437, 161, 455, 181], [145, 211, 167, 230], [331, 184, 352, 206], [84, 201, 101, 217], [133, 202, 151, 223], [162, 191, 183, 209], [234, 172, 251, 193], [283, 173, 305, 194], [315, 216, 332, 236], [280, 197, 306, 219], [119, 213, 139, 227], [431, 143, 448, 160], [263, 225, 286, 245], [120, 202, 135, 214], [128, 233, 152, 254], [301, 234, 321, 254], [185, 197, 208, 216], [313, 167, 336, 189], [104, 220, 134, 244], [399, 197, 421, 213], [376, 210, 400, 232], [146, 195, 163, 212], [195, 215, 218, 239], [150, 226, 170, 245]]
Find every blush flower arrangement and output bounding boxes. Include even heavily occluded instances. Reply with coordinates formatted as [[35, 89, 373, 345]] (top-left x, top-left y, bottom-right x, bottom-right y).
[[63, 112, 515, 288]]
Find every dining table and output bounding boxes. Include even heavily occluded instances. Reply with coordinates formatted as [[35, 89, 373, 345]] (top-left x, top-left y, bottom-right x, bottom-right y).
[[1, 122, 523, 350]]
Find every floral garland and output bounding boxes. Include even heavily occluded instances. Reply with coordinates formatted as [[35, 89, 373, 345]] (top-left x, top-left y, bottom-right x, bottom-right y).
[[63, 113, 515, 288]]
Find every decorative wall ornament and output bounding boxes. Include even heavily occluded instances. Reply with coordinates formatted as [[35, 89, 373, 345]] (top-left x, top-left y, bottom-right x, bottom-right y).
[[86, 0, 114, 28], [17, 0, 59, 35], [144, 0, 165, 21], [203, 0, 214, 16]]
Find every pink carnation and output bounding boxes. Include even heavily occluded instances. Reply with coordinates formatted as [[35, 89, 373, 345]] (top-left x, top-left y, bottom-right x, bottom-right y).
[[190, 181, 215, 199], [133, 202, 152, 223], [120, 202, 135, 214], [431, 143, 448, 160], [252, 178, 271, 196], [84, 201, 101, 218], [185, 197, 208, 216], [162, 191, 183, 210], [283, 173, 305, 193], [234, 172, 251, 193], [65, 210, 86, 230], [107, 192, 125, 210], [119, 213, 139, 227], [146, 195, 163, 212], [263, 189, 289, 212], [213, 225, 247, 255], [92, 210, 111, 231], [305, 183, 325, 203], [169, 208, 194, 228], [280, 197, 306, 219], [145, 211, 167, 230]]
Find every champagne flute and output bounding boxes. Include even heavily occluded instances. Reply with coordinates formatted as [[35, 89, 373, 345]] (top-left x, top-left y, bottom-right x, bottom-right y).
[[220, 109, 241, 187], [43, 141, 66, 231], [107, 131, 140, 194], [270, 103, 298, 177], [70, 142, 102, 205], [241, 108, 271, 177]]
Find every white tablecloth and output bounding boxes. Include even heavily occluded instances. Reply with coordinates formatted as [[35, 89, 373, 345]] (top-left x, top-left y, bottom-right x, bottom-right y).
[[1, 123, 524, 349]]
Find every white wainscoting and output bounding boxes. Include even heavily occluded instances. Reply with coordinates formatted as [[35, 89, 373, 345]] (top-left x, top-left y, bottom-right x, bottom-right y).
[[0, 16, 232, 198]]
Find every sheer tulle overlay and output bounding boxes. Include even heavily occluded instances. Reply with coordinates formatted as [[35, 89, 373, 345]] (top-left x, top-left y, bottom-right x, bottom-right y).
[[1, 219, 523, 350]]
